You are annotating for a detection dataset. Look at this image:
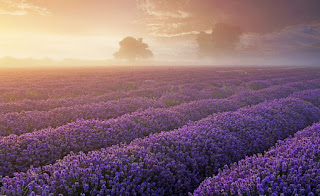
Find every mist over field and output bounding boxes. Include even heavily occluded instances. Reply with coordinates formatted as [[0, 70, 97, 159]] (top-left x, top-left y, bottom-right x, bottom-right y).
[[1, 0, 320, 195], [0, 0, 320, 66]]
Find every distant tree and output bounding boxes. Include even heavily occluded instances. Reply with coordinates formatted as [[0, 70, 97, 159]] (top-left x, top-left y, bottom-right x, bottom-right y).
[[114, 37, 153, 61]]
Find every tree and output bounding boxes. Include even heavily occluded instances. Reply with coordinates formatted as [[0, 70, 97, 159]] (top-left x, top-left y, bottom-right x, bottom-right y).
[[114, 37, 153, 61]]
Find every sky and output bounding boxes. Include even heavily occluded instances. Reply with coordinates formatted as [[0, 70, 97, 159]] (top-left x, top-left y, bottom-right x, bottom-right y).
[[0, 0, 320, 65]]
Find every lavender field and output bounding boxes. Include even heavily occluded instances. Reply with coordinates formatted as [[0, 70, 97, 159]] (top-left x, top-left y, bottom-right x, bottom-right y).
[[1, 67, 320, 196]]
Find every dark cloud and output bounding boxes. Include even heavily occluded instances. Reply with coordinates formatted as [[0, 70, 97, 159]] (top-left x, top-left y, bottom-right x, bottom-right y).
[[138, 0, 320, 36], [190, 0, 320, 33], [234, 22, 320, 65], [138, 0, 320, 64], [196, 23, 242, 57], [239, 23, 320, 55]]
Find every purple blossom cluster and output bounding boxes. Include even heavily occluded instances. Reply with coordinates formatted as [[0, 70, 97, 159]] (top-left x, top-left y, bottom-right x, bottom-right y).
[[1, 94, 320, 195], [0, 71, 311, 115], [1, 68, 320, 195], [229, 78, 320, 106], [0, 97, 161, 137], [0, 67, 314, 103], [290, 89, 320, 107], [0, 86, 235, 137], [2, 75, 316, 138], [1, 79, 319, 177], [0, 98, 239, 176], [0, 85, 235, 137], [245, 80, 272, 90], [0, 86, 169, 114], [193, 122, 320, 196], [0, 80, 235, 114], [0, 67, 252, 103]]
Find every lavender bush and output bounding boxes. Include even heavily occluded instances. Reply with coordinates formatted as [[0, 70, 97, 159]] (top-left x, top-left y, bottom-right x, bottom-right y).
[[0, 67, 320, 195], [1, 96, 320, 195], [193, 122, 320, 196], [1, 79, 319, 176]]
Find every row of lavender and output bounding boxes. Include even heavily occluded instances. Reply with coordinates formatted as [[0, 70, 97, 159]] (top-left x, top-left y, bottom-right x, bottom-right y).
[[0, 84, 235, 137], [0, 69, 310, 114], [0, 68, 314, 103], [0, 68, 196, 101], [193, 122, 320, 196], [0, 72, 309, 137], [0, 67, 298, 92], [0, 86, 168, 114], [0, 84, 232, 114], [1, 79, 319, 177], [1, 87, 320, 195], [0, 68, 249, 102]]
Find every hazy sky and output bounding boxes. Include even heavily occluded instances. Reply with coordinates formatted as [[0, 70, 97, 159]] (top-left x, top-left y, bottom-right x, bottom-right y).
[[0, 0, 320, 65]]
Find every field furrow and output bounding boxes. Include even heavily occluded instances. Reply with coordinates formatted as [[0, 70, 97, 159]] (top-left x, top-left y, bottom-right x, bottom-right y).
[[193, 122, 320, 195], [0, 79, 319, 177], [2, 89, 320, 195]]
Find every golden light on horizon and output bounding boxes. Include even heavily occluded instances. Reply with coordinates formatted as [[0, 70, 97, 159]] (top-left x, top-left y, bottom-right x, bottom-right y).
[[0, 0, 319, 66], [0, 0, 145, 61]]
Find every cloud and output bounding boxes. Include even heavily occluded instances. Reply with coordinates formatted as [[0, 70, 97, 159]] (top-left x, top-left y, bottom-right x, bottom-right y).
[[138, 0, 191, 19], [0, 0, 50, 16], [138, 0, 320, 64], [238, 22, 320, 55], [138, 0, 320, 37], [196, 23, 242, 57], [137, 0, 214, 37]]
